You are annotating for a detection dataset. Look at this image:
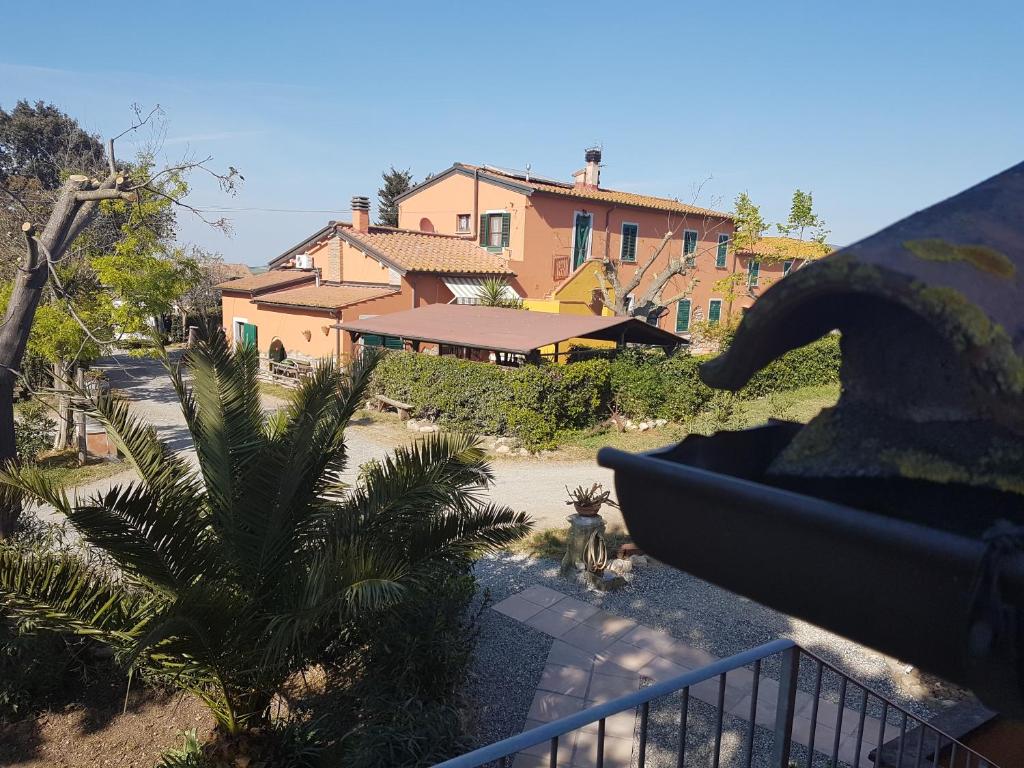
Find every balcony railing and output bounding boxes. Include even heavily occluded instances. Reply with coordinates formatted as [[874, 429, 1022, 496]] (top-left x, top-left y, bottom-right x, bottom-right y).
[[435, 639, 998, 768]]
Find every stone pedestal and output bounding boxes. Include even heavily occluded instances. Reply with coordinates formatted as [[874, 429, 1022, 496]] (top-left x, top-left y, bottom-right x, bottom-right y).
[[561, 513, 606, 573]]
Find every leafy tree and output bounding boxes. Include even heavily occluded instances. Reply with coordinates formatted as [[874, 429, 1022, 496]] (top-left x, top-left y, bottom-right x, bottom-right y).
[[376, 166, 413, 227], [731, 192, 767, 256], [777, 189, 830, 253], [0, 103, 238, 535], [474, 276, 523, 309], [0, 332, 530, 759]]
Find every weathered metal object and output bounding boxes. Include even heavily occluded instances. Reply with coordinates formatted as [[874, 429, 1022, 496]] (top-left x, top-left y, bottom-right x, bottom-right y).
[[599, 162, 1024, 715]]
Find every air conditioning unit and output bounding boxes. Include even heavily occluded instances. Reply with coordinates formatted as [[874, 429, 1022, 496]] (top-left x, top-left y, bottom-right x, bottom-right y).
[[295, 254, 313, 269]]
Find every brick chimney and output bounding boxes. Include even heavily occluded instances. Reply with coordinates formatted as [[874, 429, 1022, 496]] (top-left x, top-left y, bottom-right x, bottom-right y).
[[573, 148, 602, 190], [351, 195, 370, 232]]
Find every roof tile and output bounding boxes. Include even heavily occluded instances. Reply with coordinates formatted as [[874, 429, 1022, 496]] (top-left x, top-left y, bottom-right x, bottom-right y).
[[337, 224, 513, 275], [217, 270, 315, 293], [254, 283, 398, 310]]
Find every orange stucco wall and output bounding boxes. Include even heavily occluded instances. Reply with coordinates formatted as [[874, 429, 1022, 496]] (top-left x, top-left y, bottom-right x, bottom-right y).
[[396, 173, 737, 325], [340, 238, 399, 284], [222, 290, 340, 361]]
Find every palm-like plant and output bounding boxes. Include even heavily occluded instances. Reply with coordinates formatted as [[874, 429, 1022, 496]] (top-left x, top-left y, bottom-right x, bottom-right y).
[[0, 332, 530, 741], [475, 276, 523, 309]]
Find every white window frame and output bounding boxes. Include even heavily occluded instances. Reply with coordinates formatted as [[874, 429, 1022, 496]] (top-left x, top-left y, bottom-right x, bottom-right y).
[[716, 233, 729, 268], [483, 209, 507, 249], [707, 299, 723, 326], [570, 211, 594, 264], [232, 316, 249, 344], [620, 221, 639, 262]]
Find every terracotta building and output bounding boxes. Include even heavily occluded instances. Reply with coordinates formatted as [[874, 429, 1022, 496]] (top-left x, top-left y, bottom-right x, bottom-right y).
[[395, 149, 736, 335], [218, 197, 513, 360]]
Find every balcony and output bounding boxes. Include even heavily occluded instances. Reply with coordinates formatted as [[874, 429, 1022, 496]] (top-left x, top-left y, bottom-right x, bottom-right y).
[[437, 632, 997, 768], [553, 256, 571, 281]]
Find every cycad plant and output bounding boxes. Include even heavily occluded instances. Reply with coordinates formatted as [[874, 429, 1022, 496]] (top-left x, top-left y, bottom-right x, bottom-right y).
[[0, 332, 530, 748], [474, 276, 523, 309]]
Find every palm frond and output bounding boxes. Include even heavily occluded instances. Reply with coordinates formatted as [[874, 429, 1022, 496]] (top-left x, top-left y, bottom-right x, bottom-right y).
[[405, 503, 532, 567], [0, 544, 158, 647], [335, 432, 494, 540]]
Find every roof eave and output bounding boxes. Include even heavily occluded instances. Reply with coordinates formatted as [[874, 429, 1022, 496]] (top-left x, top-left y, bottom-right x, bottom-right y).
[[268, 222, 337, 269]]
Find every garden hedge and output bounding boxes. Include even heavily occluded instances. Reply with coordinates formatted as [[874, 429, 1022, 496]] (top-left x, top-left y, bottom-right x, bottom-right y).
[[372, 335, 841, 448]]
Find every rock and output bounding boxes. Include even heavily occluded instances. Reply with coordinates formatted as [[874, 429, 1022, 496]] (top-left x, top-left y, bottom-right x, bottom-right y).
[[629, 554, 649, 566], [406, 419, 421, 431], [617, 543, 643, 559], [517, 448, 531, 456], [495, 444, 511, 454], [608, 558, 633, 575], [638, 422, 651, 432], [655, 418, 668, 427], [585, 570, 626, 592], [419, 424, 439, 433]]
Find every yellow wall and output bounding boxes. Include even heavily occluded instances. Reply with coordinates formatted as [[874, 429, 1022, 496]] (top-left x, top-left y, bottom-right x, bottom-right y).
[[522, 296, 617, 362]]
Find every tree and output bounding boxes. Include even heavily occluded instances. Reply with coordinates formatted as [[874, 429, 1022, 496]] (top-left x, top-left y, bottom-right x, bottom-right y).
[[474, 276, 523, 309], [376, 166, 412, 227], [776, 189, 830, 258], [0, 103, 239, 535], [719, 192, 767, 316], [0, 333, 530, 758], [590, 179, 730, 321]]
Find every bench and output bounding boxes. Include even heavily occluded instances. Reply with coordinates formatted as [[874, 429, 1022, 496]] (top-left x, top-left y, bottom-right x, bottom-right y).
[[371, 394, 414, 420]]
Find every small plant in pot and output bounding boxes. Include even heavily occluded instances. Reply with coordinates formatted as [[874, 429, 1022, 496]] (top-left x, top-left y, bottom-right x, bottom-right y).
[[565, 483, 618, 517]]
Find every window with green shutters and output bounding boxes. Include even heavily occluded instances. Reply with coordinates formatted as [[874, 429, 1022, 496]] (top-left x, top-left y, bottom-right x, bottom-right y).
[[708, 299, 722, 326], [572, 212, 592, 269], [683, 230, 698, 266], [675, 298, 691, 333], [716, 234, 729, 268], [363, 335, 404, 350], [620, 223, 638, 262], [480, 212, 510, 249], [747, 260, 760, 287]]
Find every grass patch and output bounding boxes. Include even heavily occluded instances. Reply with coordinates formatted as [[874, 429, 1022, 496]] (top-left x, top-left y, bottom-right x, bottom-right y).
[[554, 383, 840, 458], [258, 381, 297, 402], [508, 524, 633, 561], [32, 451, 129, 489]]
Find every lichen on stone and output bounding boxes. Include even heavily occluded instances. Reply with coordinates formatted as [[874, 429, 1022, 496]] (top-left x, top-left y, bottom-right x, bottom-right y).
[[903, 238, 1016, 279]]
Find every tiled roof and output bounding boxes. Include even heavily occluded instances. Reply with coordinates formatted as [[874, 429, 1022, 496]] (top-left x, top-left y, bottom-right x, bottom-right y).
[[738, 236, 833, 260], [216, 270, 314, 294], [337, 223, 514, 275], [254, 283, 398, 310], [461, 164, 733, 219], [214, 262, 254, 281]]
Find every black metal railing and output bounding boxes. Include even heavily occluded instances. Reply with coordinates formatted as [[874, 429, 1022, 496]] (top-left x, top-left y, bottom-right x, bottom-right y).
[[435, 639, 998, 768]]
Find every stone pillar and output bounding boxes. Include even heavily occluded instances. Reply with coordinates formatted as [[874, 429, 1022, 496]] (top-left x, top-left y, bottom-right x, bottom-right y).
[[561, 513, 606, 573]]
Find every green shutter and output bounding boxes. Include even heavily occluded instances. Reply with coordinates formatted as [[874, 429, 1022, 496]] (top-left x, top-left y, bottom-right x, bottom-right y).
[[716, 234, 728, 268], [500, 212, 511, 247], [675, 299, 691, 333], [748, 260, 760, 287], [621, 224, 637, 262], [479, 215, 488, 246], [363, 334, 382, 347], [384, 336, 404, 350], [783, 260, 794, 276], [684, 230, 697, 254], [708, 300, 722, 325], [242, 322, 257, 347]]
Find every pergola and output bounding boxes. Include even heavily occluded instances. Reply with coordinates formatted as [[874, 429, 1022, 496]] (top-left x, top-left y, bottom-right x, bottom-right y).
[[337, 304, 683, 362]]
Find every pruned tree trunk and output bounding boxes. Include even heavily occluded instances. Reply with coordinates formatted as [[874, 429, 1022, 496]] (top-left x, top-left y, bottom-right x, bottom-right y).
[[0, 174, 121, 536]]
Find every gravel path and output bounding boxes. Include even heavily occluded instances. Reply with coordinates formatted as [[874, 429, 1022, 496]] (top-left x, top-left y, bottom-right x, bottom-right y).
[[467, 553, 957, 760]]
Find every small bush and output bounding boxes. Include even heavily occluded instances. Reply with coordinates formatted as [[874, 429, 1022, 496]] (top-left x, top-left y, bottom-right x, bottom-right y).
[[14, 400, 56, 461]]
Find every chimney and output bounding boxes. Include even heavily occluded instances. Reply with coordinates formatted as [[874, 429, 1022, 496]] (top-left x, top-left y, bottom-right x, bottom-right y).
[[351, 195, 370, 232], [574, 148, 602, 190]]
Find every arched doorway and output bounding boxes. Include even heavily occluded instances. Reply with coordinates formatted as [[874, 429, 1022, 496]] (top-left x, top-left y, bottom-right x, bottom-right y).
[[419, 217, 435, 233], [268, 338, 286, 363]]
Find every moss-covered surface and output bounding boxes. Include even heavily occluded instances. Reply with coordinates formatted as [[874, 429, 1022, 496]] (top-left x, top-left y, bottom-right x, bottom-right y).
[[903, 238, 1016, 279]]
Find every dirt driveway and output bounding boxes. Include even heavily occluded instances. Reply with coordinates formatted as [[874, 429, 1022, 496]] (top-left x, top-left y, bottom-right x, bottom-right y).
[[36, 353, 622, 532]]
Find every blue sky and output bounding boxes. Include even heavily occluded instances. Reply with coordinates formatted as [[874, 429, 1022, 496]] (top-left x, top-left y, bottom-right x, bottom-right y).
[[2, 1, 1021, 265]]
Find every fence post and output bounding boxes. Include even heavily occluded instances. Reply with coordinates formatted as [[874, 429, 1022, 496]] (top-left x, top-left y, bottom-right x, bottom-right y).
[[75, 367, 87, 467], [771, 646, 800, 767]]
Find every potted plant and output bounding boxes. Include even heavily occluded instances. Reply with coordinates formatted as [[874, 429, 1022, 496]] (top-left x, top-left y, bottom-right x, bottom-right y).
[[565, 483, 619, 517]]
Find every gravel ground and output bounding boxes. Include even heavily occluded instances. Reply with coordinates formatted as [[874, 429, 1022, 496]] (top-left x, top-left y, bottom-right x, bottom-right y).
[[469, 552, 961, 763]]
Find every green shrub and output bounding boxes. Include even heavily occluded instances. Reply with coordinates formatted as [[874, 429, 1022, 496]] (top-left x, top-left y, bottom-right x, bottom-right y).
[[332, 571, 482, 767], [371, 336, 841, 445], [14, 400, 56, 461]]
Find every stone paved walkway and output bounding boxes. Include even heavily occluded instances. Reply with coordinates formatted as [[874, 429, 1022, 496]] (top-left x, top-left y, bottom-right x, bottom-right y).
[[494, 585, 899, 768]]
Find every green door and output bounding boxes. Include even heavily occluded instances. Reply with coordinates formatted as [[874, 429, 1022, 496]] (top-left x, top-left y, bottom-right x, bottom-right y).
[[242, 322, 258, 348], [572, 213, 591, 269]]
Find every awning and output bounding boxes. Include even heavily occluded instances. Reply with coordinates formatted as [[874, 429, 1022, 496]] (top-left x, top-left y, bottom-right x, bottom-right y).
[[338, 304, 684, 355], [443, 276, 521, 303]]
